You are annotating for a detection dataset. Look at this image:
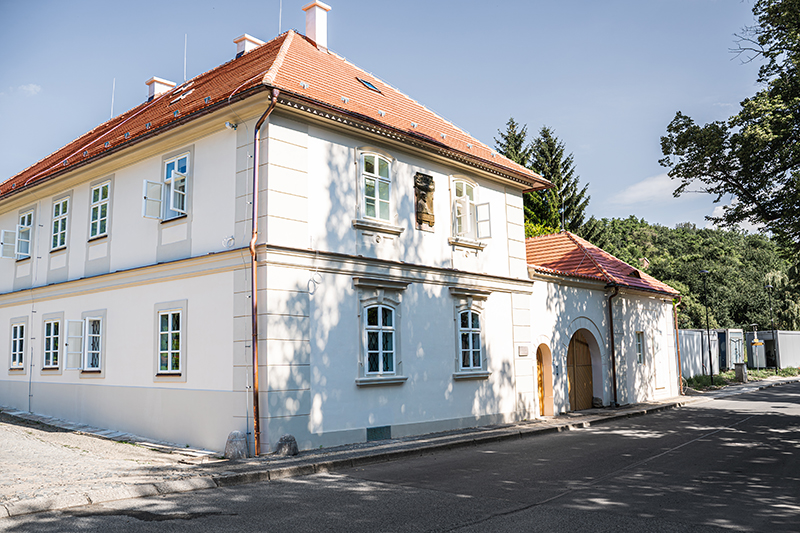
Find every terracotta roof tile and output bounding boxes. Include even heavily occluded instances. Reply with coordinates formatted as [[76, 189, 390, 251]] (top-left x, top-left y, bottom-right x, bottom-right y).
[[1, 30, 549, 200], [526, 232, 679, 297]]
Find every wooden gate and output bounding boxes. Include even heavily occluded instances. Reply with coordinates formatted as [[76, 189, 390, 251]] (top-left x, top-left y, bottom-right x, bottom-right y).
[[537, 347, 545, 416], [567, 331, 593, 411]]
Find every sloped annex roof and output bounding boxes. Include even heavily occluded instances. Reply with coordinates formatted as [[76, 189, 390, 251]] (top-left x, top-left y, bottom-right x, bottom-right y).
[[526, 232, 679, 297], [0, 30, 550, 200]]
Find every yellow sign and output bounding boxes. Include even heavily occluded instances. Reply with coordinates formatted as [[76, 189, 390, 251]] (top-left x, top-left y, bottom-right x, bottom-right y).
[[751, 341, 764, 346]]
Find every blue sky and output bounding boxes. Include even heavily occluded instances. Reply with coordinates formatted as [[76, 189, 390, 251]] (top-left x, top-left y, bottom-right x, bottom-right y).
[[0, 0, 761, 229]]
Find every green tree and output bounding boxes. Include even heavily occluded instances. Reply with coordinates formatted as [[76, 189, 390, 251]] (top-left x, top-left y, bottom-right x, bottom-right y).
[[660, 0, 800, 258], [528, 126, 590, 232], [494, 117, 532, 168]]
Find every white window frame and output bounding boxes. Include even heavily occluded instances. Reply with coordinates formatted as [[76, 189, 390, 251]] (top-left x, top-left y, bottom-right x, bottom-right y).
[[83, 317, 102, 371], [143, 152, 190, 220], [89, 182, 110, 238], [0, 229, 15, 259], [364, 304, 396, 375], [450, 287, 491, 379], [361, 153, 392, 222], [43, 319, 60, 369], [458, 309, 483, 371], [51, 197, 69, 250], [11, 322, 25, 369], [452, 178, 491, 241], [17, 211, 33, 260], [65, 320, 84, 370], [158, 309, 182, 374], [636, 331, 645, 364]]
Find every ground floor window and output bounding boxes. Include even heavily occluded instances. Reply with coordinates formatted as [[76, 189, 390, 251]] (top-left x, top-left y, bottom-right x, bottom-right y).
[[84, 318, 102, 370], [43, 320, 60, 368], [459, 310, 482, 370], [11, 323, 24, 368], [365, 304, 394, 374], [159, 310, 181, 373]]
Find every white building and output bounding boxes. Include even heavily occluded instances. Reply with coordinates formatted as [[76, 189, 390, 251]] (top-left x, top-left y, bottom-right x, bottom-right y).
[[526, 233, 681, 415], [0, 3, 681, 454]]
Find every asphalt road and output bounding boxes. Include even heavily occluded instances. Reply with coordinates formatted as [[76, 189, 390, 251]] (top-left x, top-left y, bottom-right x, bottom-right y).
[[4, 383, 799, 532]]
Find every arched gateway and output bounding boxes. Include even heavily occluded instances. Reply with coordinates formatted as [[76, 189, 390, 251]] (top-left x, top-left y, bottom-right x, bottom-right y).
[[567, 330, 594, 411]]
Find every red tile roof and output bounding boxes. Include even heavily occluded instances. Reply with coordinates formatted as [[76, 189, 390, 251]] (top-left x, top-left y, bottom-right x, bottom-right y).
[[0, 30, 549, 200], [526, 232, 679, 297]]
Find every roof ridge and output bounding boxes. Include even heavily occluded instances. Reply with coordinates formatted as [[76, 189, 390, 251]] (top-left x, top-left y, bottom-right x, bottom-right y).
[[564, 231, 615, 285], [263, 30, 295, 86]]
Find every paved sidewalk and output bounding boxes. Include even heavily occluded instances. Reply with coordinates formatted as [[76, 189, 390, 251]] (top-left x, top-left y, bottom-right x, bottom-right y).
[[2, 375, 798, 519]]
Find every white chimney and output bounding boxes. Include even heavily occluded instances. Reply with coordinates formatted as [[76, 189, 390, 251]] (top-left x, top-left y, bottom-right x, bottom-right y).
[[302, 1, 331, 49], [145, 77, 176, 101], [233, 34, 265, 58]]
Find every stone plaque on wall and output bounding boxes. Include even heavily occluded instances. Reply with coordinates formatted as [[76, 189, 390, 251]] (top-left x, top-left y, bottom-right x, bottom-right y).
[[414, 172, 435, 228]]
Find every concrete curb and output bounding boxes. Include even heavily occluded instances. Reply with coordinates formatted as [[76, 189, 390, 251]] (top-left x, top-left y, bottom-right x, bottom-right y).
[[3, 377, 798, 519]]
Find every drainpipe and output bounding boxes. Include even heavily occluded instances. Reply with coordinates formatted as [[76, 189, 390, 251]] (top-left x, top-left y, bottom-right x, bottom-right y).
[[250, 88, 280, 456], [673, 295, 683, 394], [607, 284, 619, 406]]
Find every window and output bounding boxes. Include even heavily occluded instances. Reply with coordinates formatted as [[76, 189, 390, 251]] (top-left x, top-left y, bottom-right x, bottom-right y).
[[459, 310, 482, 370], [158, 310, 181, 373], [636, 331, 645, 364], [17, 211, 32, 259], [143, 152, 190, 220], [84, 318, 102, 370], [43, 320, 60, 368], [362, 153, 391, 222], [89, 182, 110, 238], [365, 305, 394, 374], [11, 323, 24, 368], [51, 198, 69, 249], [452, 179, 491, 240]]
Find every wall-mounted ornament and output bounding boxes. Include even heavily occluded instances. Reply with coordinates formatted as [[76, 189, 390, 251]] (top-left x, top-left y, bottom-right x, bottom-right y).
[[414, 172, 435, 228]]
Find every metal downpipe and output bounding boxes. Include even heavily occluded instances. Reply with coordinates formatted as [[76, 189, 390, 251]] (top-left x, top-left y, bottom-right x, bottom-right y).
[[673, 295, 683, 394], [608, 285, 620, 406], [250, 88, 280, 456]]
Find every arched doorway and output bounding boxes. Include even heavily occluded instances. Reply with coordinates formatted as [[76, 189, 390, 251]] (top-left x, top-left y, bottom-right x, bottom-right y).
[[567, 331, 593, 411], [535, 344, 554, 416]]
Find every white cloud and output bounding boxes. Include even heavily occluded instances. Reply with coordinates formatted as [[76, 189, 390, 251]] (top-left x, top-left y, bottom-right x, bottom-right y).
[[610, 173, 678, 206], [18, 84, 41, 96], [705, 202, 764, 233]]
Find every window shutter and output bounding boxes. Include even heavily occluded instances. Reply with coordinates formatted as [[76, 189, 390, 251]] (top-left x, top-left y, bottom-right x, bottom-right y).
[[455, 196, 470, 237], [142, 180, 163, 219], [0, 230, 16, 259], [169, 172, 187, 214], [65, 320, 84, 369], [475, 202, 491, 239]]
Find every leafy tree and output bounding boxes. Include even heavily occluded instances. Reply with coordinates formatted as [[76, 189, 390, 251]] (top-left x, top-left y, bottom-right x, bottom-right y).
[[660, 0, 800, 258], [528, 126, 590, 232], [578, 216, 800, 330]]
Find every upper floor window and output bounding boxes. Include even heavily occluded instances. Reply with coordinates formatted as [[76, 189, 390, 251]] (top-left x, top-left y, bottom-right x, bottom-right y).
[[89, 182, 110, 238], [143, 153, 190, 221], [51, 198, 69, 250], [452, 179, 491, 240], [362, 153, 391, 222]]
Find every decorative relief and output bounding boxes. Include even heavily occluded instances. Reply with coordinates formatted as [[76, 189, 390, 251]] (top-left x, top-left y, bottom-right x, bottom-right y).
[[414, 172, 435, 228]]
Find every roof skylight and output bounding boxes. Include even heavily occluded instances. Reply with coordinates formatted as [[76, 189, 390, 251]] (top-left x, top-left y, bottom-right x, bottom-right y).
[[357, 77, 381, 93]]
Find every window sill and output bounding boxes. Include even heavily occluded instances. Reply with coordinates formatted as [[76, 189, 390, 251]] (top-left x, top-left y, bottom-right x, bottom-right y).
[[453, 370, 491, 381], [41, 366, 60, 371], [161, 214, 188, 225], [8, 367, 24, 371], [88, 234, 108, 243], [156, 372, 182, 377], [352, 219, 404, 236], [50, 246, 67, 254], [81, 369, 102, 374], [356, 375, 408, 387], [15, 256, 31, 263], [448, 237, 487, 251]]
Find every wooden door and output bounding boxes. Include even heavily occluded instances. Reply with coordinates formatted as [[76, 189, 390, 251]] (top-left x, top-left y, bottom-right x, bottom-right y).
[[567, 331, 593, 411], [536, 347, 545, 416]]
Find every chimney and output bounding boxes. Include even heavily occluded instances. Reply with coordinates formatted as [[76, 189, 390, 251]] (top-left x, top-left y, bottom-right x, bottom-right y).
[[233, 34, 265, 58], [145, 77, 176, 101], [302, 1, 331, 49]]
